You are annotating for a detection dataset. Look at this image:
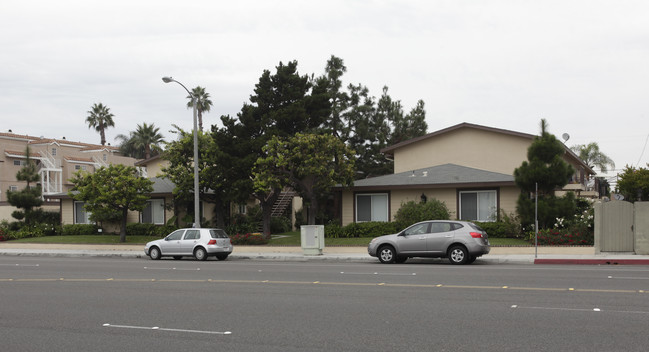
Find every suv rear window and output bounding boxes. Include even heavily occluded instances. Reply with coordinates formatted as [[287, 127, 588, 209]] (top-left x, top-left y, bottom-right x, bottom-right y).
[[468, 223, 484, 232], [209, 229, 229, 238]]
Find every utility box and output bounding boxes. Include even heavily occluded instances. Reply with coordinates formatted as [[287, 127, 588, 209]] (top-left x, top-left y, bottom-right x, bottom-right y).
[[301, 225, 325, 256]]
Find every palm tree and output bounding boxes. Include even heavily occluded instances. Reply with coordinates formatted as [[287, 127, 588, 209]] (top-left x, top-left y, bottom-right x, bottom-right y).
[[86, 103, 115, 146], [571, 142, 616, 173], [115, 123, 165, 159], [186, 86, 213, 131]]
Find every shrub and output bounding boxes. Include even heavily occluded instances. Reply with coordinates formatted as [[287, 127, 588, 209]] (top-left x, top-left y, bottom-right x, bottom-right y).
[[473, 210, 522, 238], [527, 228, 593, 246], [270, 216, 292, 234], [475, 221, 510, 238], [61, 224, 100, 236], [394, 199, 450, 229], [126, 223, 157, 236], [325, 221, 399, 238], [229, 233, 269, 245]]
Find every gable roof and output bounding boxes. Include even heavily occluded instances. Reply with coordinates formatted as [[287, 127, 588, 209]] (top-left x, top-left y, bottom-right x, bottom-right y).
[[0, 132, 119, 152], [381, 122, 594, 175], [345, 163, 515, 191]]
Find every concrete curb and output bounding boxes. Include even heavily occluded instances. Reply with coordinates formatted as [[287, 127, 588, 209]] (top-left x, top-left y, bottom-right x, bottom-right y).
[[534, 258, 649, 265], [1, 245, 648, 265]]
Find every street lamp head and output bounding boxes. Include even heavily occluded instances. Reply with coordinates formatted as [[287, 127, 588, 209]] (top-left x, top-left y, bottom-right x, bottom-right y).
[[162, 76, 174, 83]]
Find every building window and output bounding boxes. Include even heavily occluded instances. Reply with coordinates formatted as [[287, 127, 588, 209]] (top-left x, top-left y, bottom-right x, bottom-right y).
[[103, 154, 107, 161], [459, 190, 497, 222], [74, 165, 87, 171], [238, 204, 247, 215], [142, 199, 165, 225], [356, 193, 388, 222], [14, 160, 25, 166], [9, 185, 18, 192], [74, 201, 93, 224], [51, 148, 57, 156]]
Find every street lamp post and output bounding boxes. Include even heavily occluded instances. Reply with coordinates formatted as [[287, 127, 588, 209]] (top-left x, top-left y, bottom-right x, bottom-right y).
[[162, 76, 201, 228]]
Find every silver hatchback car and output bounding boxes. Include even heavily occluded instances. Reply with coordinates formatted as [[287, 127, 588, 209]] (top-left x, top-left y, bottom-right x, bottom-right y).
[[144, 228, 233, 261], [368, 220, 490, 265]]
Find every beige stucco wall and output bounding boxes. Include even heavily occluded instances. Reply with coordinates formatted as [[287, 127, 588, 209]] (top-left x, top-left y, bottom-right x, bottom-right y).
[[392, 189, 458, 220], [392, 128, 531, 174], [341, 191, 355, 226], [144, 159, 170, 178]]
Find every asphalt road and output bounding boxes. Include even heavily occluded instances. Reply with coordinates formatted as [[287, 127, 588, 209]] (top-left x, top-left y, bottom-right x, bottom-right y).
[[1, 256, 649, 351]]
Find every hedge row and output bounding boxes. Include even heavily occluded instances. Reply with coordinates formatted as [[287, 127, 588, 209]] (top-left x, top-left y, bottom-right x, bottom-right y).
[[325, 222, 400, 238]]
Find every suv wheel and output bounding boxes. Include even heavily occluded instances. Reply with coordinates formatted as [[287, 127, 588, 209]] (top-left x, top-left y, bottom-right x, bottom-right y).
[[448, 245, 468, 265], [378, 245, 397, 264]]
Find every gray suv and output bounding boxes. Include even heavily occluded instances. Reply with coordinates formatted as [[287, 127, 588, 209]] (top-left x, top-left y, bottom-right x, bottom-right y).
[[368, 220, 490, 265], [145, 228, 233, 261]]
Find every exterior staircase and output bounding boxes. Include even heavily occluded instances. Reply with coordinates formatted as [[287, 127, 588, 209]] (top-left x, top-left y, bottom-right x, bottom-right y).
[[271, 189, 296, 217], [38, 150, 63, 196]]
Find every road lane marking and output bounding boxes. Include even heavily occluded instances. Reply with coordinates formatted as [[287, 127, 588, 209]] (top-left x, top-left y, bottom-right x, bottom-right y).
[[103, 323, 231, 335], [0, 264, 40, 267], [144, 267, 201, 271], [1, 278, 647, 294], [608, 276, 649, 280], [340, 271, 417, 276], [511, 305, 649, 314]]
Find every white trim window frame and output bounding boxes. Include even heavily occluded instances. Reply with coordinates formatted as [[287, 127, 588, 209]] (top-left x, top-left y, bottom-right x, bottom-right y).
[[355, 193, 389, 222], [74, 201, 93, 224], [459, 190, 497, 222], [141, 199, 165, 225]]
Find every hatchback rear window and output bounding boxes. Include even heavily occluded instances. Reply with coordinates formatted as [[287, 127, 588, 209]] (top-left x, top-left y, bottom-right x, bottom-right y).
[[209, 229, 229, 238]]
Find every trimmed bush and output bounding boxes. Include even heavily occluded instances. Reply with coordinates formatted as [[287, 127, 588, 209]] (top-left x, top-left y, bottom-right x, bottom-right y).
[[61, 224, 100, 236], [229, 233, 269, 245], [394, 199, 450, 229], [325, 221, 399, 238], [126, 223, 157, 236]]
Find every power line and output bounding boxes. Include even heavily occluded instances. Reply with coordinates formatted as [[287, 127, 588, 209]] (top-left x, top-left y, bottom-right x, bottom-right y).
[[636, 133, 649, 167]]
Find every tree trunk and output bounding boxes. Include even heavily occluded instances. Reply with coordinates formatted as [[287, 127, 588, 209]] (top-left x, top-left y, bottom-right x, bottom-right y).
[[120, 208, 128, 243], [214, 199, 226, 228], [307, 195, 318, 225], [259, 189, 280, 239]]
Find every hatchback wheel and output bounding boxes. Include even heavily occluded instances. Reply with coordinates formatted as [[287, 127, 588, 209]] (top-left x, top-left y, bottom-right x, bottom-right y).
[[378, 245, 397, 264], [194, 247, 208, 261], [216, 254, 229, 261], [448, 245, 468, 265], [149, 247, 161, 260]]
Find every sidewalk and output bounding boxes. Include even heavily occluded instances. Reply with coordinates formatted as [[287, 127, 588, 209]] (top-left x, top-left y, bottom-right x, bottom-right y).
[[1, 243, 649, 265]]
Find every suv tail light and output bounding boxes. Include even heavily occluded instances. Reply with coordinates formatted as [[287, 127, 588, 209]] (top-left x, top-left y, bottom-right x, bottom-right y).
[[207, 239, 217, 245], [470, 232, 483, 238]]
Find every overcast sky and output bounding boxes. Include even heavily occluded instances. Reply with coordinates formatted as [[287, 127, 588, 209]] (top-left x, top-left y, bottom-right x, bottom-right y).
[[2, 0, 648, 183]]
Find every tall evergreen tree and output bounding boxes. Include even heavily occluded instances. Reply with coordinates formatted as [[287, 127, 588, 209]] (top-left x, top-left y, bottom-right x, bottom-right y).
[[6, 146, 43, 223], [514, 119, 576, 228], [215, 60, 331, 236], [86, 103, 115, 146]]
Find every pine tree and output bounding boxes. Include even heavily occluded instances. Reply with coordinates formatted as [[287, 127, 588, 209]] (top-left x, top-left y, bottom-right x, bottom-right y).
[[6, 146, 43, 224]]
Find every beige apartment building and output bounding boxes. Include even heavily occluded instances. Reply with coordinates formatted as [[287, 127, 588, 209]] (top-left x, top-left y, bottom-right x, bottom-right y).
[[337, 122, 598, 226], [0, 131, 138, 222]]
